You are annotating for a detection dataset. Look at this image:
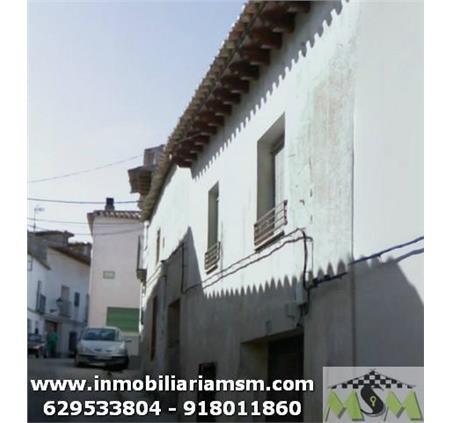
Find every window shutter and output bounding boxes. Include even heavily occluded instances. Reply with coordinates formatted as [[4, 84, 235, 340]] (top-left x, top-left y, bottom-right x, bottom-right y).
[[106, 307, 139, 333]]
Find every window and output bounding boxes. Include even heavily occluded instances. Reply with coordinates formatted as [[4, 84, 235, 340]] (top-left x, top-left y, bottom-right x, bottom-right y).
[[257, 133, 285, 217], [59, 286, 71, 317], [74, 292, 80, 307], [36, 293, 46, 315], [106, 307, 139, 333], [205, 183, 220, 272], [136, 235, 147, 282], [27, 256, 33, 272], [155, 229, 161, 265], [207, 183, 219, 248], [272, 137, 285, 207], [61, 285, 70, 300], [82, 328, 118, 341], [102, 270, 115, 279], [150, 296, 158, 360], [255, 117, 288, 249], [35, 280, 45, 314]]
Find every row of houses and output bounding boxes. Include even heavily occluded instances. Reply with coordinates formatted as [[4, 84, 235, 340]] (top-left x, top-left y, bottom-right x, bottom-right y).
[[27, 231, 91, 355], [27, 207, 144, 357], [125, 1, 423, 421], [28, 1, 423, 420], [27, 148, 162, 356]]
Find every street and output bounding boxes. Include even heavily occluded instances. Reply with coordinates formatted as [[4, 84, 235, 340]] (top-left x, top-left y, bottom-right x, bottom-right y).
[[28, 358, 174, 422]]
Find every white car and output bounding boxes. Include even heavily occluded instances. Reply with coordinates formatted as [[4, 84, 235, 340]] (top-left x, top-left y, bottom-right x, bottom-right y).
[[75, 326, 129, 370]]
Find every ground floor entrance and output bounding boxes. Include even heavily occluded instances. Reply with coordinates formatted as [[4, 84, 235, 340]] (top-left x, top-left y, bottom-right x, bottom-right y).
[[267, 335, 304, 422]]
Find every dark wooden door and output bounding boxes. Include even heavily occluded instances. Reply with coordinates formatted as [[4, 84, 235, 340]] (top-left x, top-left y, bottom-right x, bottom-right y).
[[267, 335, 303, 422], [197, 362, 216, 422]]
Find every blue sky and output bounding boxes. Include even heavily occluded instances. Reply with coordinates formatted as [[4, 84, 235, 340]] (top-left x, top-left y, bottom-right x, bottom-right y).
[[28, 0, 243, 241]]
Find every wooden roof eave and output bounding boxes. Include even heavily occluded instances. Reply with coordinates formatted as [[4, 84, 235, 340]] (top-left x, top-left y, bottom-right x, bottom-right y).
[[141, 1, 312, 222]]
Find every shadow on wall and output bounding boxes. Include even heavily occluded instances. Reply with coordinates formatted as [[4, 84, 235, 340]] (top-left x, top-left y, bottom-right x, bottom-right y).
[[189, 0, 345, 180], [352, 256, 424, 366], [140, 227, 423, 421]]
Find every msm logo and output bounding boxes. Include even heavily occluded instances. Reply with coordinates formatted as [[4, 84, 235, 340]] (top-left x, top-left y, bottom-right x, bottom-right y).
[[323, 368, 423, 422]]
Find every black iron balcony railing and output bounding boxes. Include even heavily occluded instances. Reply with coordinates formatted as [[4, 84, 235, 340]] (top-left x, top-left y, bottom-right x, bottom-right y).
[[59, 299, 72, 318], [204, 241, 221, 273], [136, 268, 147, 283], [254, 200, 288, 249]]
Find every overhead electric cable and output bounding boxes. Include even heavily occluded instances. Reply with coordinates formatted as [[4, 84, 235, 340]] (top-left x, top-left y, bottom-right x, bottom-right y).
[[26, 217, 138, 225], [27, 224, 142, 237], [28, 155, 141, 184], [28, 197, 138, 205]]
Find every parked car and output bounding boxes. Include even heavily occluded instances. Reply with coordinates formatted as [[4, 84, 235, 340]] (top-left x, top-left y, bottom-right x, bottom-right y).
[[75, 326, 129, 370], [28, 333, 47, 358]]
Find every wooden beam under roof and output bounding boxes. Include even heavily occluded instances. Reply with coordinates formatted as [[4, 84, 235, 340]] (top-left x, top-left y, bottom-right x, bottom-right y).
[[173, 157, 192, 168], [205, 100, 232, 115], [239, 46, 270, 65], [260, 8, 296, 33], [221, 75, 250, 93], [213, 88, 241, 104], [175, 141, 204, 154], [196, 116, 224, 127], [250, 27, 282, 49], [176, 150, 197, 161], [284, 1, 311, 14], [192, 121, 217, 135], [198, 111, 225, 126], [229, 61, 260, 80], [189, 135, 210, 145]]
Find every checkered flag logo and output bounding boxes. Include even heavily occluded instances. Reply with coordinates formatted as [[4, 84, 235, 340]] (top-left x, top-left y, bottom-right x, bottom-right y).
[[329, 370, 414, 390]]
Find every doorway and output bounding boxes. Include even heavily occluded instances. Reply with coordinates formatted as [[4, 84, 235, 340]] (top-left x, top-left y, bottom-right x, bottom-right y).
[[166, 299, 181, 408], [68, 331, 78, 356], [197, 362, 216, 422], [267, 335, 304, 422]]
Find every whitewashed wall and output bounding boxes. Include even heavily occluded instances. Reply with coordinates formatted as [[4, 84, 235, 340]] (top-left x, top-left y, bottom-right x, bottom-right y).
[[352, 0, 424, 367], [88, 216, 143, 355], [27, 254, 48, 335], [45, 249, 90, 355], [140, 1, 423, 420]]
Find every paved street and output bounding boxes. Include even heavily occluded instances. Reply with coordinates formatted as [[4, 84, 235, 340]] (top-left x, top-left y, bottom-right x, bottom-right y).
[[28, 358, 174, 422]]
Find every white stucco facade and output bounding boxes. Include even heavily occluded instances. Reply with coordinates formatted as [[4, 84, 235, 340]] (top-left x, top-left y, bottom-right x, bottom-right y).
[[88, 212, 143, 355], [27, 240, 90, 356], [27, 253, 49, 336], [139, 1, 423, 421]]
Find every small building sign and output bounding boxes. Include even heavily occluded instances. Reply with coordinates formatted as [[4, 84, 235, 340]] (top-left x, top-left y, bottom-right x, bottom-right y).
[[102, 270, 115, 279]]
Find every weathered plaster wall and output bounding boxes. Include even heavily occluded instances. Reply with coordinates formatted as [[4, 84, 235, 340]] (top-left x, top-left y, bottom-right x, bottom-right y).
[[140, 1, 423, 421], [141, 2, 357, 420]]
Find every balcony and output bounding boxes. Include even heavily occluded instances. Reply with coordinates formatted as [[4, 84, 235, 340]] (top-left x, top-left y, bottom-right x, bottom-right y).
[[254, 200, 288, 249], [58, 299, 72, 318], [204, 242, 221, 273], [36, 294, 46, 315]]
